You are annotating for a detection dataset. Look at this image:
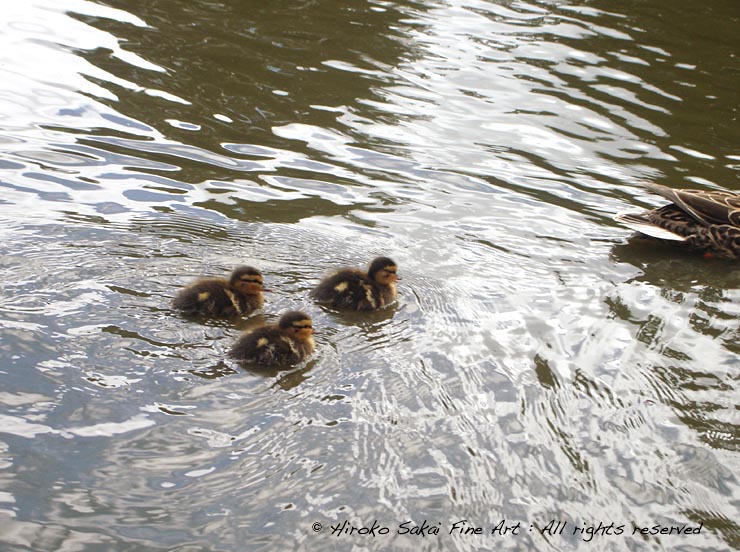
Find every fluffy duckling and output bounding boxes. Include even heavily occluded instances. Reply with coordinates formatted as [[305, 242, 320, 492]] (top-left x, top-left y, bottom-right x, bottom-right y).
[[229, 311, 315, 366], [615, 183, 740, 259], [172, 266, 266, 317], [312, 256, 400, 311]]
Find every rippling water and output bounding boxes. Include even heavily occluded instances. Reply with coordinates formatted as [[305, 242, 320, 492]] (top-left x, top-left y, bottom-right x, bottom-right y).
[[1, 0, 738, 550]]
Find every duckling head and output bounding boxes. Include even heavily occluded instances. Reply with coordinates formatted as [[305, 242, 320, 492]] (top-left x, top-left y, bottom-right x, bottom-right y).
[[229, 266, 265, 295], [368, 256, 400, 286], [278, 310, 314, 342]]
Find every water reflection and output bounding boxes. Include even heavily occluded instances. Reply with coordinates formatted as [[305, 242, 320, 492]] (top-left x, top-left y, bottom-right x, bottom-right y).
[[0, 0, 738, 550]]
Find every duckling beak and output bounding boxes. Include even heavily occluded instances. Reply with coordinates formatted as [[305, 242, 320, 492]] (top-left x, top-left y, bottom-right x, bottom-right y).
[[260, 288, 272, 292]]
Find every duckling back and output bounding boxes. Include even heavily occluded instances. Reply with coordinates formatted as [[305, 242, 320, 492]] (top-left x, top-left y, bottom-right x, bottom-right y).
[[312, 269, 384, 311], [173, 278, 262, 317]]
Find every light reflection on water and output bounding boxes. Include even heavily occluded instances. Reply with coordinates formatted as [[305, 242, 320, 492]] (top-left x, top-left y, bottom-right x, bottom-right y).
[[0, 0, 738, 550]]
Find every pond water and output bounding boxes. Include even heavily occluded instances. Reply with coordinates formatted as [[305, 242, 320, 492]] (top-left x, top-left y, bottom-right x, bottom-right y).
[[0, 1, 738, 550]]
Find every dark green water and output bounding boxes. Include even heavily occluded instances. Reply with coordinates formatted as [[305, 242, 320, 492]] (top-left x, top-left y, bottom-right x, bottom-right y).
[[0, 1, 738, 550]]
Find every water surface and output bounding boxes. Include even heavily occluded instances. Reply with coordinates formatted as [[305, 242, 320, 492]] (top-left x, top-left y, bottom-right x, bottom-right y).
[[0, 0, 738, 550]]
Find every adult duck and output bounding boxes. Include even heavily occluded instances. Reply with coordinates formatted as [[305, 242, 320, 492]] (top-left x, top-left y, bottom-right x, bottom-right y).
[[615, 183, 740, 259]]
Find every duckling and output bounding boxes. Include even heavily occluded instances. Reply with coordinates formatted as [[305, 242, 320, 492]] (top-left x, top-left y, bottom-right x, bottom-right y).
[[172, 266, 266, 317], [229, 311, 315, 366], [615, 183, 740, 259], [312, 256, 400, 311]]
